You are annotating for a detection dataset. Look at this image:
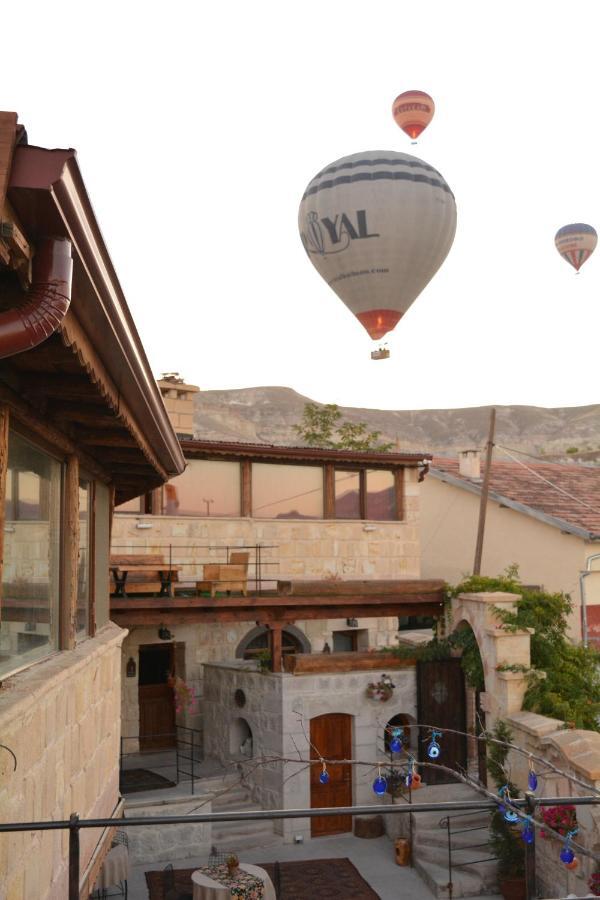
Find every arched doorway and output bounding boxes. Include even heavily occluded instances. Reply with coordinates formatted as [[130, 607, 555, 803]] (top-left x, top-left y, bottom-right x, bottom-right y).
[[309, 713, 352, 837], [384, 713, 414, 753], [452, 620, 487, 785], [236, 624, 310, 659]]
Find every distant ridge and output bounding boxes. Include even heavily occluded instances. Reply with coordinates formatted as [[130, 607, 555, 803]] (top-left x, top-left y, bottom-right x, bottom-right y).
[[192, 386, 600, 464]]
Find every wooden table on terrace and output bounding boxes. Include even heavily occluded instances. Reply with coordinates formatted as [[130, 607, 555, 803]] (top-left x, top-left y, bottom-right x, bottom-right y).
[[109, 563, 182, 598]]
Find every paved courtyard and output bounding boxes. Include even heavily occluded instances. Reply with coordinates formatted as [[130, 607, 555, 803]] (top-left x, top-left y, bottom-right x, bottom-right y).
[[125, 831, 504, 899]]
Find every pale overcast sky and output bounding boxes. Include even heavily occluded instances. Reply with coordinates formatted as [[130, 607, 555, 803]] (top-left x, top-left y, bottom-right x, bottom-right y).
[[4, 1, 600, 411]]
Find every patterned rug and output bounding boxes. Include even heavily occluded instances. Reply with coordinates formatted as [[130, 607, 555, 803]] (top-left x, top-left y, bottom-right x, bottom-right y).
[[145, 857, 380, 898], [119, 768, 176, 794]]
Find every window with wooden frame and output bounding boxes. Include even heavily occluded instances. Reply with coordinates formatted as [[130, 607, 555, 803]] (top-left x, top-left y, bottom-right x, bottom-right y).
[[334, 467, 402, 521], [76, 476, 92, 639], [0, 429, 62, 677]]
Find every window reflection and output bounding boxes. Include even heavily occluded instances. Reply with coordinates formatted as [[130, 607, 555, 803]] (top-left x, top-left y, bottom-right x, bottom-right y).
[[0, 432, 61, 677], [162, 460, 241, 517], [366, 470, 396, 520], [77, 480, 91, 636], [335, 470, 360, 519], [252, 464, 323, 519]]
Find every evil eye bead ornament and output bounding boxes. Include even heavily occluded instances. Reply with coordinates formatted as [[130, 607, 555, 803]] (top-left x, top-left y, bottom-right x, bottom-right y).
[[390, 728, 403, 754], [528, 758, 538, 792], [373, 765, 387, 796], [427, 730, 442, 760]]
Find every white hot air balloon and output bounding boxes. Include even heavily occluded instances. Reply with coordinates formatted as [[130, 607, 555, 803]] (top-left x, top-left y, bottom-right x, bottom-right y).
[[298, 151, 457, 344]]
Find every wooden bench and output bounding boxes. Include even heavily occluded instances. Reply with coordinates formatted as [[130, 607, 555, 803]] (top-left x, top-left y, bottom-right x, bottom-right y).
[[196, 552, 249, 598], [110, 554, 181, 597]]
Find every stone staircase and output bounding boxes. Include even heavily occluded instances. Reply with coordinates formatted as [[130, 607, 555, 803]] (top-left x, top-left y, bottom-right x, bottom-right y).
[[410, 784, 499, 898], [208, 775, 281, 854]]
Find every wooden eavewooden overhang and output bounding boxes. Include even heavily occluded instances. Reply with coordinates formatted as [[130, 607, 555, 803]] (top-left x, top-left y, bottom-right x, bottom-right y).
[[0, 114, 184, 501], [109, 578, 446, 627]]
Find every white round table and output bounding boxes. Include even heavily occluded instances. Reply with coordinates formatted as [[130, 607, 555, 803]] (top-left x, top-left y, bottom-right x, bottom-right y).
[[192, 864, 276, 900]]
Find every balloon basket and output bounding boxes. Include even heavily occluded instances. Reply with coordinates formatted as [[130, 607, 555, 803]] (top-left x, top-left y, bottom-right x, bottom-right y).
[[371, 348, 390, 361]]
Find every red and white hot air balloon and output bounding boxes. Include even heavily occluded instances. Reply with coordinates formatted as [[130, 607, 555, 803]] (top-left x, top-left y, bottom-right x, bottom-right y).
[[392, 90, 435, 141], [554, 223, 597, 272], [298, 150, 456, 346]]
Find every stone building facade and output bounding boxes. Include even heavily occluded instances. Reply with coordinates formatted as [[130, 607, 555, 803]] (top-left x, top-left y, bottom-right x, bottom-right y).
[[202, 658, 419, 843]]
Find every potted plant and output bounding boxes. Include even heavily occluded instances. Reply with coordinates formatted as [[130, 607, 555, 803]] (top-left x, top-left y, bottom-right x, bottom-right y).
[[487, 721, 526, 900], [256, 649, 271, 673]]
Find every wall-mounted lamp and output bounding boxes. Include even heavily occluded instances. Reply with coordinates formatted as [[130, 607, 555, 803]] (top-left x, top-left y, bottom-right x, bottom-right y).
[[363, 525, 377, 533], [136, 521, 153, 530], [158, 625, 173, 641], [126, 657, 137, 678], [346, 618, 358, 628]]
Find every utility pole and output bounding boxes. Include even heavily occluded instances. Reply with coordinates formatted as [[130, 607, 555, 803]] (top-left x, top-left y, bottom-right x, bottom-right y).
[[473, 408, 496, 576]]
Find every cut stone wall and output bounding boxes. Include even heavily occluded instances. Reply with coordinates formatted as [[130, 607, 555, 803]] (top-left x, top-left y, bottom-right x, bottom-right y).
[[202, 660, 418, 843], [506, 711, 600, 900], [111, 465, 421, 584], [123, 796, 212, 863], [0, 622, 125, 900], [121, 616, 402, 752]]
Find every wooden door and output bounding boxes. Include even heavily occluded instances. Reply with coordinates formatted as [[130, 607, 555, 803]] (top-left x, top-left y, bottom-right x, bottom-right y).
[[417, 659, 467, 785], [310, 713, 352, 837], [139, 644, 176, 750]]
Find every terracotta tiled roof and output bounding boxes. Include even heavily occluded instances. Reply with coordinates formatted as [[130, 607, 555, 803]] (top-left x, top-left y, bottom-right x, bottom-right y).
[[431, 456, 600, 538]]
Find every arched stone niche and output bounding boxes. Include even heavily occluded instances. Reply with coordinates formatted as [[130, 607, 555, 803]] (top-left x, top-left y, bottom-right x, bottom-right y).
[[450, 591, 532, 729]]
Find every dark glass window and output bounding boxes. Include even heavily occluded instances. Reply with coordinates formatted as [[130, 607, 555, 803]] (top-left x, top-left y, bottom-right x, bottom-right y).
[[0, 431, 61, 677], [334, 470, 360, 519], [161, 460, 241, 517], [366, 470, 396, 520], [76, 479, 91, 637], [252, 463, 323, 519]]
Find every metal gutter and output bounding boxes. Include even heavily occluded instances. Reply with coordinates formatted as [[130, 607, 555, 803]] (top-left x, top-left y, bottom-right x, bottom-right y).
[[0, 237, 72, 358], [8, 145, 184, 478], [181, 438, 431, 466], [429, 466, 600, 542]]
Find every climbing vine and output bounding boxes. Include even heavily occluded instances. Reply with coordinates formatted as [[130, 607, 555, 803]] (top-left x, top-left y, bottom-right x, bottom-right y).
[[449, 567, 600, 730]]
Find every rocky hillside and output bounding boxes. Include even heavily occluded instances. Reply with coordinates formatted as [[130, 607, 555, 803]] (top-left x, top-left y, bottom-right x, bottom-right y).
[[193, 386, 600, 462]]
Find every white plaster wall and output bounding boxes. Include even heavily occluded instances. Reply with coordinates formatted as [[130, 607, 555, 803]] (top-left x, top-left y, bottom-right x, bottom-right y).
[[202, 661, 417, 843], [421, 475, 591, 640]]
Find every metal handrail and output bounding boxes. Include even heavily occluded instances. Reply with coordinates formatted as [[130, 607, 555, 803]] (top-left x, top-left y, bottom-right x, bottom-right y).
[[120, 725, 202, 795], [1, 795, 597, 900], [438, 809, 497, 900]]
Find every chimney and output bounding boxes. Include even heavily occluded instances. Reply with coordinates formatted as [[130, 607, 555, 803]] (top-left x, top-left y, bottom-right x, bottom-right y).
[[458, 449, 481, 480], [157, 373, 199, 439]]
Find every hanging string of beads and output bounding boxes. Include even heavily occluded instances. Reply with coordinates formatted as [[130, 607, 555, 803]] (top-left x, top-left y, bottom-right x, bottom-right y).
[[521, 815, 535, 844], [404, 755, 422, 789], [372, 764, 388, 796], [427, 729, 442, 759], [498, 785, 520, 824], [560, 828, 579, 869], [319, 760, 330, 785], [528, 756, 538, 792], [389, 727, 403, 754]]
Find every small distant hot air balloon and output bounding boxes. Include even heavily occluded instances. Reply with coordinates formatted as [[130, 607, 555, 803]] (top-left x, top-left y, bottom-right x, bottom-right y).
[[392, 91, 435, 141], [555, 223, 597, 272], [298, 151, 457, 346]]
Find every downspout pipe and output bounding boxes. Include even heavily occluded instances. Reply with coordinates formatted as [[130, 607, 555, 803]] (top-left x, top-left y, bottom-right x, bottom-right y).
[[579, 552, 600, 648], [0, 237, 72, 359]]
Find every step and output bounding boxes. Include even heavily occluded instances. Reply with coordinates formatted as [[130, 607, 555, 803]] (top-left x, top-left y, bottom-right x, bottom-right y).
[[211, 823, 279, 849], [414, 858, 498, 899]]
